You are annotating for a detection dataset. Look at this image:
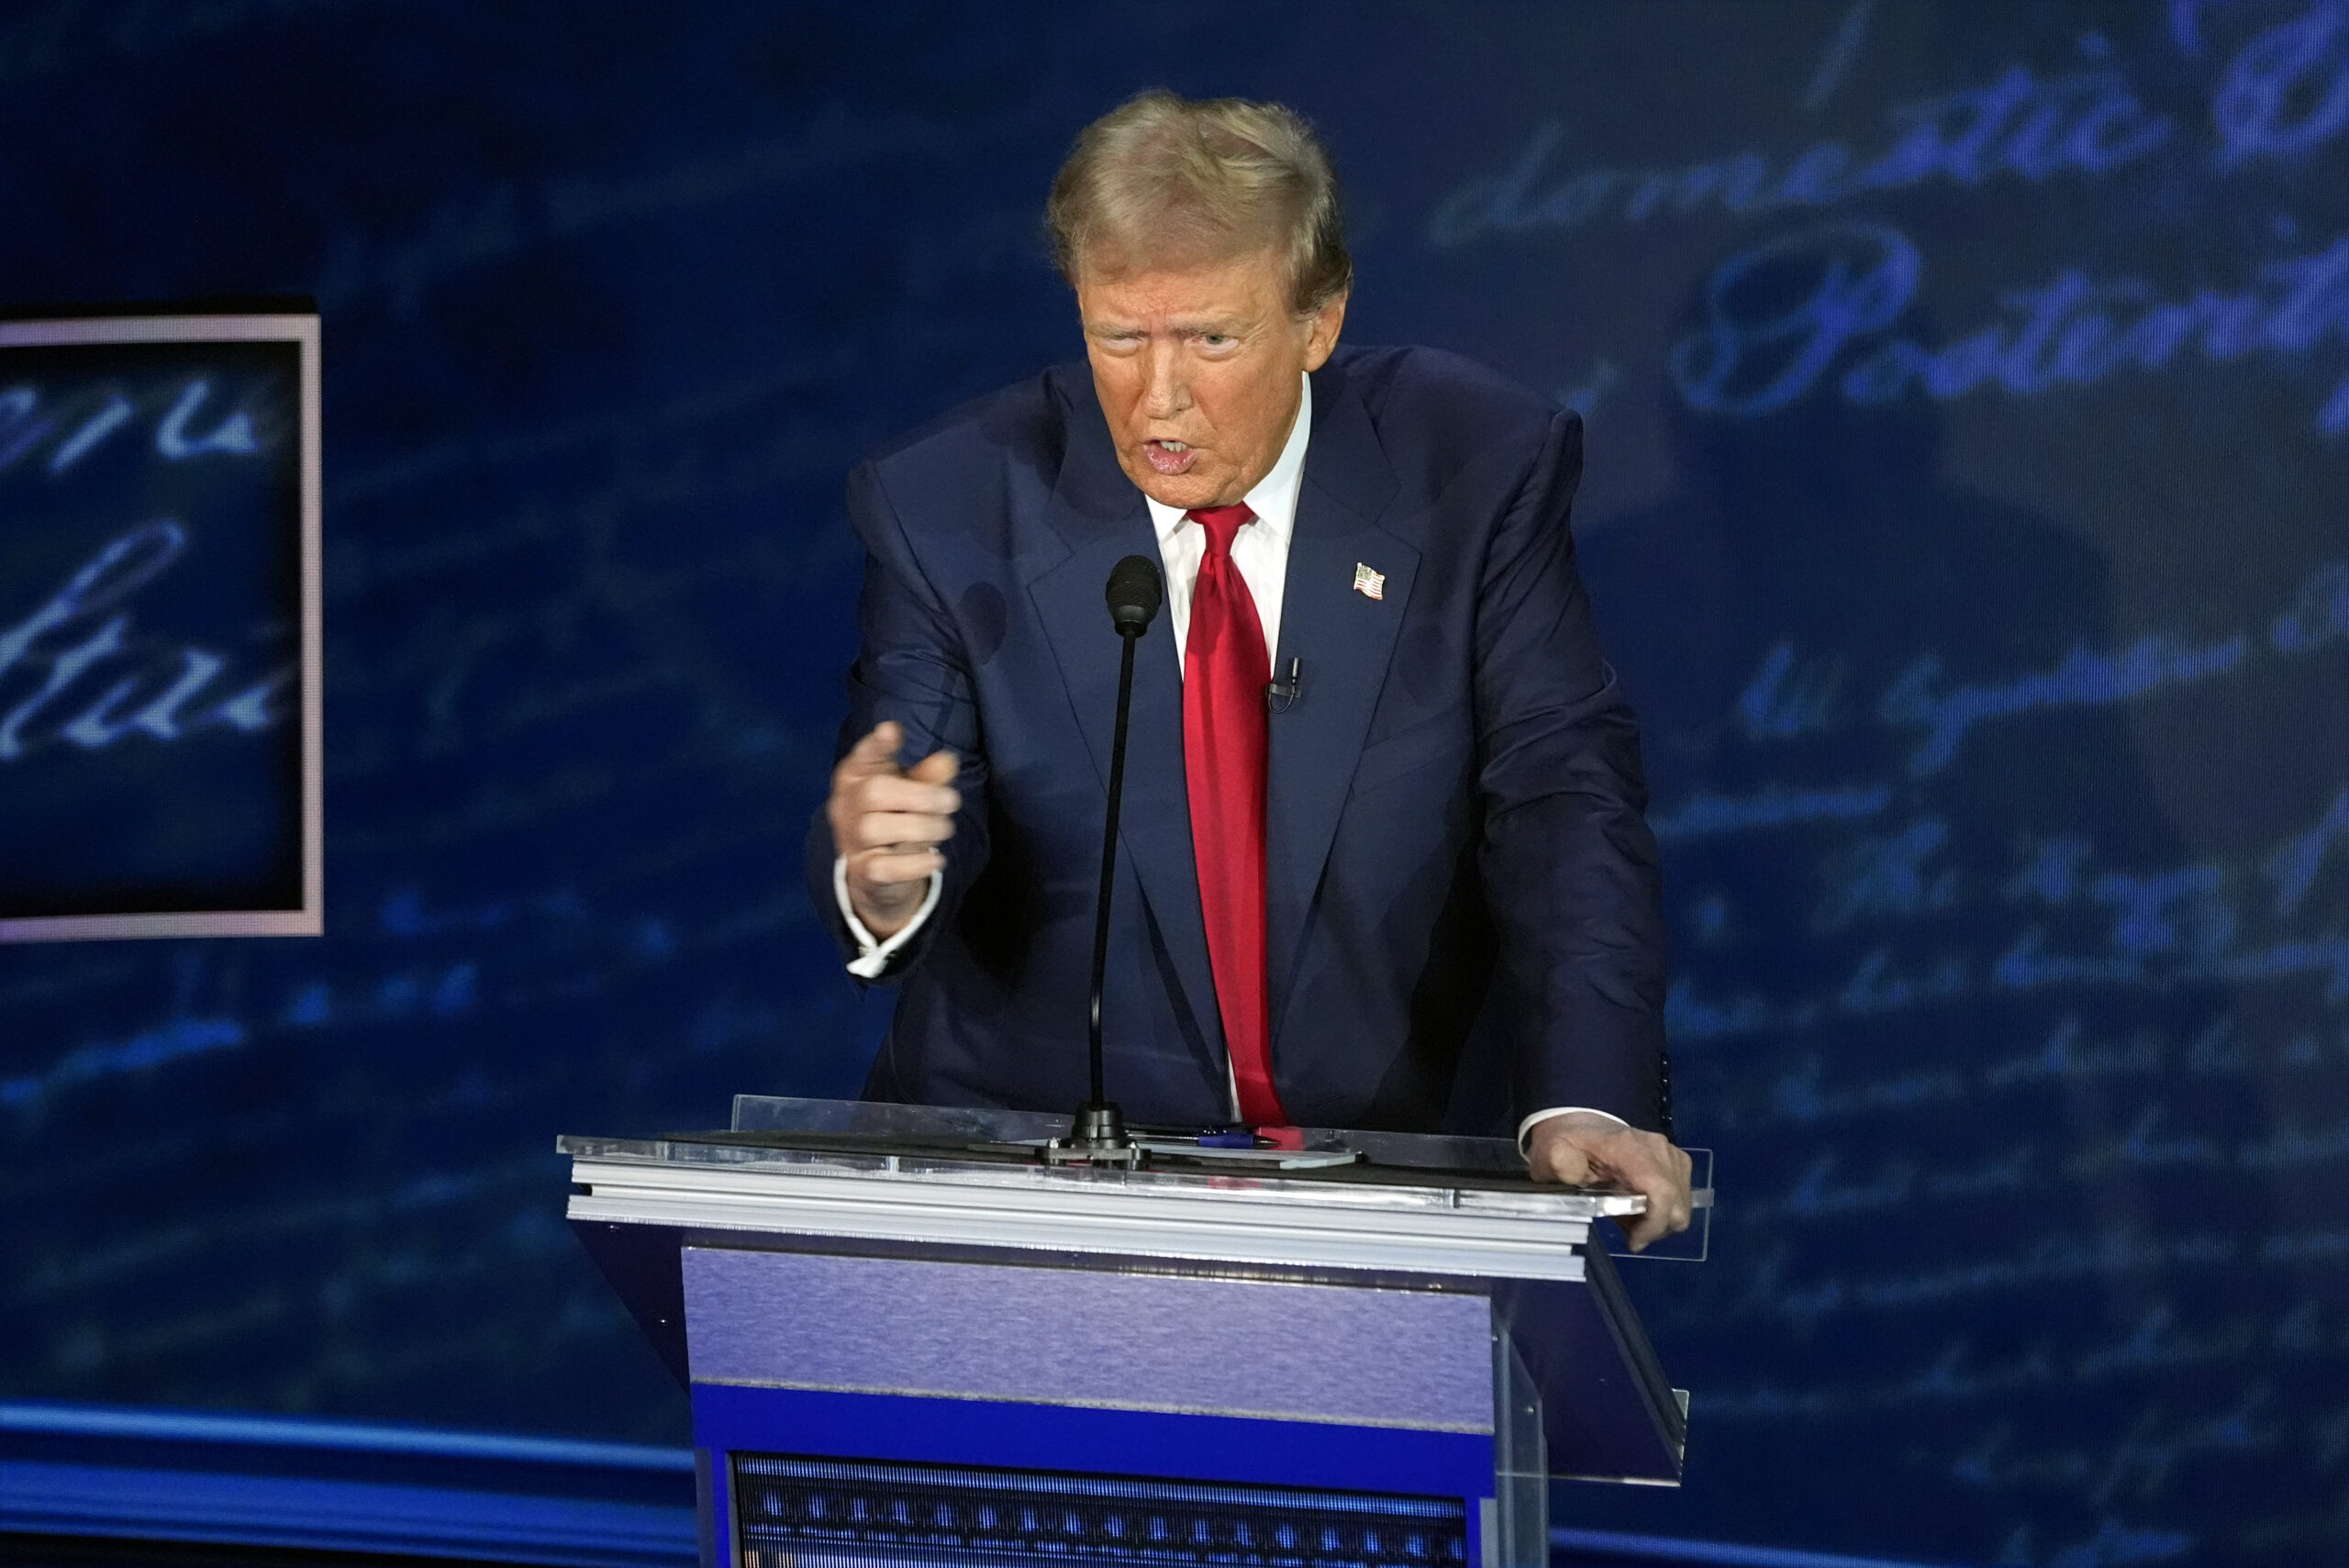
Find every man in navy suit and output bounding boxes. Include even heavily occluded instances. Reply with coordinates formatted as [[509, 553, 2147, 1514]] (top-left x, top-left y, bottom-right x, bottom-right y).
[[810, 92, 1691, 1245]]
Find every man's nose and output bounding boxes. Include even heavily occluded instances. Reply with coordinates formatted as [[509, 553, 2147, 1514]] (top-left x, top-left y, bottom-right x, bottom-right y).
[[1140, 342, 1189, 419]]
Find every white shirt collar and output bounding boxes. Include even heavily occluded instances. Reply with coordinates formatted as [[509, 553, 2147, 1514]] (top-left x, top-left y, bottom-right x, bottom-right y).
[[1144, 373, 1312, 547]]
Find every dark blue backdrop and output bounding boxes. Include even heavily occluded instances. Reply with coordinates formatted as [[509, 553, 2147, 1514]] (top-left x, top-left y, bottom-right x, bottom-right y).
[[4, 5, 2345, 1565]]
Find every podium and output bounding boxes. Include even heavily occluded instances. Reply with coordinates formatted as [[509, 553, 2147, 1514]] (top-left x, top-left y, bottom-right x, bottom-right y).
[[563, 1096, 1699, 1568]]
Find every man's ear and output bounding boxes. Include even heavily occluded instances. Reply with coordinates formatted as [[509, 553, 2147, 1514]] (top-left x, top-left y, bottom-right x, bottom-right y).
[[1301, 290, 1349, 372]]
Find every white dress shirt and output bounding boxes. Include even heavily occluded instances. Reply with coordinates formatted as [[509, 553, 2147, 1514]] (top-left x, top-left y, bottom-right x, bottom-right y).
[[837, 375, 1620, 1148], [1139, 370, 1311, 671]]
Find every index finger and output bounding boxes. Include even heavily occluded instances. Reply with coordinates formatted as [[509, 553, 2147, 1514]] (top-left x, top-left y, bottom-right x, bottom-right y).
[[840, 722, 906, 778]]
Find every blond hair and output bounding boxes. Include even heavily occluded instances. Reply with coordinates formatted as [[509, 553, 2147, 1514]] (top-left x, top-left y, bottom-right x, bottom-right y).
[[1046, 90, 1353, 314]]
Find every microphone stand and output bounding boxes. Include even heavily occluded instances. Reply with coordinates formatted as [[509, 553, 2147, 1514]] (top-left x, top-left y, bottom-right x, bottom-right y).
[[1052, 556, 1161, 1164], [1065, 627, 1139, 1153]]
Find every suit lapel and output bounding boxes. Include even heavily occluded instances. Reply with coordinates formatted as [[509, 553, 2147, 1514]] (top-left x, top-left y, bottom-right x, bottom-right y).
[[1025, 362, 1418, 1076], [1027, 381, 1222, 1058], [1265, 367, 1416, 1045]]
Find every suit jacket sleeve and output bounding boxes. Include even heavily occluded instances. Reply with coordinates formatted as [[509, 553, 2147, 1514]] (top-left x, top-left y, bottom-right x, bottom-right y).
[[804, 459, 993, 981], [1474, 412, 1672, 1133]]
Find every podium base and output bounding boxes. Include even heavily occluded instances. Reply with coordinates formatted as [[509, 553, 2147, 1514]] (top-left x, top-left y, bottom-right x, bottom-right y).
[[695, 1383, 1518, 1568]]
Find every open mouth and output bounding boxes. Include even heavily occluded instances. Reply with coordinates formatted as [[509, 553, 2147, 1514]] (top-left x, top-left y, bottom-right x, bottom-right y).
[[1143, 439, 1198, 476]]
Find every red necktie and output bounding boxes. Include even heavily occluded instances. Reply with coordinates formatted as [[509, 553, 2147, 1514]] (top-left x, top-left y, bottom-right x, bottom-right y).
[[1183, 504, 1287, 1127]]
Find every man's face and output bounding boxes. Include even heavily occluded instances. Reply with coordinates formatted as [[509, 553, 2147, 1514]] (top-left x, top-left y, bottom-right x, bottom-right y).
[[1077, 248, 1347, 510]]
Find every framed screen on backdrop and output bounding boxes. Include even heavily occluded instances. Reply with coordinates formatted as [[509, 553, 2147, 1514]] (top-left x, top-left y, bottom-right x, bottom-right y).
[[0, 309, 322, 940]]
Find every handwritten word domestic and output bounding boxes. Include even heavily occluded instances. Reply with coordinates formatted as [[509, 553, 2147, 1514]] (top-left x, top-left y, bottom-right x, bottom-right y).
[[1428, 63, 2175, 246], [1427, 3, 2349, 246]]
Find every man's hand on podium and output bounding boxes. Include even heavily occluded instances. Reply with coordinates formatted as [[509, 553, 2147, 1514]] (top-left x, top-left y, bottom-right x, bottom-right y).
[[829, 721, 962, 940], [1527, 1112, 1694, 1251]]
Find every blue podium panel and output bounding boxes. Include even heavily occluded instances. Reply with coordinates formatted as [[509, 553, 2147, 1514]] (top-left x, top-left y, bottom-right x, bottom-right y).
[[681, 1246, 1496, 1433]]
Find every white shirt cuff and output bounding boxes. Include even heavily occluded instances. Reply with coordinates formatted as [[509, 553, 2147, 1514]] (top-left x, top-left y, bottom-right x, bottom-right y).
[[835, 856, 943, 979], [1518, 1105, 1629, 1154]]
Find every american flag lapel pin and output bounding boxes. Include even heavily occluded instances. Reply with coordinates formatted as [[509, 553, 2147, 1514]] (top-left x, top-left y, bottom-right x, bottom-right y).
[[1353, 562, 1386, 601]]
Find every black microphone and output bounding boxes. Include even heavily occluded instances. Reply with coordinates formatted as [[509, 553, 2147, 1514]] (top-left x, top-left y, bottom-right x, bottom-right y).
[[1106, 554, 1163, 634], [1266, 656, 1302, 712], [1065, 554, 1162, 1156]]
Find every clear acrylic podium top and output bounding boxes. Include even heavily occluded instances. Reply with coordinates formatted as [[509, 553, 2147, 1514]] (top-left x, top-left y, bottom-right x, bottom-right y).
[[558, 1095, 1709, 1264]]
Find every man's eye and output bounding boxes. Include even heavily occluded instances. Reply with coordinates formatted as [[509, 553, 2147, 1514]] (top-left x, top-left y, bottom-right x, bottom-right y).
[[1198, 335, 1234, 349]]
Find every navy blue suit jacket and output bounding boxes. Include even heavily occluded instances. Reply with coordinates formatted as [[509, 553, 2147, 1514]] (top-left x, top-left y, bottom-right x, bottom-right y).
[[807, 345, 1670, 1136]]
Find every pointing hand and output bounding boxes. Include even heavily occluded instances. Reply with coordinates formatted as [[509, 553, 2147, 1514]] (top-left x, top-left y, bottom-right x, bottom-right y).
[[827, 721, 961, 939]]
